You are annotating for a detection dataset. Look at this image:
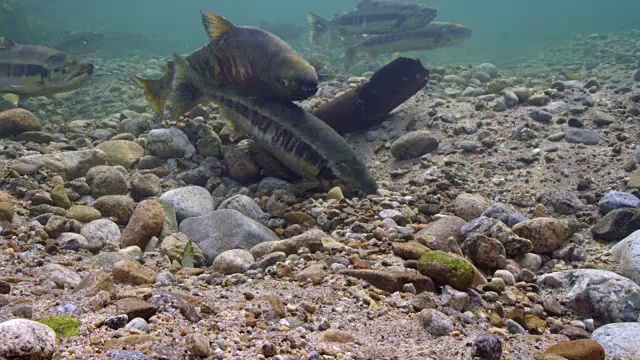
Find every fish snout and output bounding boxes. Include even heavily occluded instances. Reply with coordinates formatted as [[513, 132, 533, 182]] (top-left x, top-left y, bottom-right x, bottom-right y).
[[296, 79, 319, 99]]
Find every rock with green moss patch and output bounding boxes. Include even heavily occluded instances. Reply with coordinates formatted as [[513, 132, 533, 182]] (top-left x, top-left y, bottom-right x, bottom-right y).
[[417, 250, 475, 290], [36, 316, 81, 338], [158, 200, 179, 239]]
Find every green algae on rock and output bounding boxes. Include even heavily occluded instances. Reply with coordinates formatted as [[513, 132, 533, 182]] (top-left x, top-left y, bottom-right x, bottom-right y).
[[36, 316, 81, 338], [417, 250, 475, 290]]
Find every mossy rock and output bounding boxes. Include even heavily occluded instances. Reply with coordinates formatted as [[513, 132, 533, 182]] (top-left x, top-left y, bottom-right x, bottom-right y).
[[417, 250, 475, 290], [157, 199, 178, 238], [36, 315, 81, 338]]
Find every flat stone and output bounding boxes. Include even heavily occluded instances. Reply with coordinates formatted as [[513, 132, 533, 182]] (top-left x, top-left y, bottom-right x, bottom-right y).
[[339, 269, 435, 293], [115, 298, 158, 320]]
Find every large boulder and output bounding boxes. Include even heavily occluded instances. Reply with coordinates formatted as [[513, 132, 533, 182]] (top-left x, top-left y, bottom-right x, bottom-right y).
[[159, 186, 214, 223], [537, 269, 640, 324], [180, 209, 279, 265]]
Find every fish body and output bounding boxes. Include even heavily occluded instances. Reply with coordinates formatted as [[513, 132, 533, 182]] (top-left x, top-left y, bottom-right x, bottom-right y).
[[134, 11, 318, 119], [0, 37, 94, 100], [308, 0, 438, 44], [53, 30, 106, 56], [258, 21, 306, 42], [174, 57, 378, 195], [345, 22, 472, 69]]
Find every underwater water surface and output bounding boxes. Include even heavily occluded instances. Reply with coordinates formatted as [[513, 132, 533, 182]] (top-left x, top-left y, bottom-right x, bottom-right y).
[[6, 0, 640, 66]]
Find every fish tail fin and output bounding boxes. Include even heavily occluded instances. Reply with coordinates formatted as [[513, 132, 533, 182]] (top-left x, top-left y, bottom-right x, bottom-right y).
[[307, 12, 330, 45], [131, 64, 175, 116], [344, 44, 358, 71], [167, 55, 207, 121]]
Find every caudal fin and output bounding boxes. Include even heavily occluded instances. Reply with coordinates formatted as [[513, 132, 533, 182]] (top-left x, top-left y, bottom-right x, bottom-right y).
[[131, 63, 175, 116], [307, 12, 330, 45]]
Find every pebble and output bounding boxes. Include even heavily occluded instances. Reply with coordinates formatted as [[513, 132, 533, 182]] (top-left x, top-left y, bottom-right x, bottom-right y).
[[212, 249, 255, 275], [390, 131, 439, 160], [417, 309, 454, 336], [472, 332, 502, 360], [145, 127, 195, 159], [125, 318, 149, 333]]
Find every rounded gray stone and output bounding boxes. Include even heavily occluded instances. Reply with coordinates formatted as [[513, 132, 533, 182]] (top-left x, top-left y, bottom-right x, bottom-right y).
[[0, 318, 57, 359]]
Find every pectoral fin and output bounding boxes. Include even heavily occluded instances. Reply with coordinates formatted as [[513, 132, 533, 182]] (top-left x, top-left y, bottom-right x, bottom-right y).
[[218, 105, 247, 141]]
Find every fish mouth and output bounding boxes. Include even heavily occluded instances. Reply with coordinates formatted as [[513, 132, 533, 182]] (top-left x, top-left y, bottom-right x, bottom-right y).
[[291, 81, 319, 100]]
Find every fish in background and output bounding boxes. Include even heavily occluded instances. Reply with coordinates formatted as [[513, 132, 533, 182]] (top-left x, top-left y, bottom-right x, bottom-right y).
[[52, 30, 156, 57], [133, 10, 318, 119], [53, 30, 106, 56], [0, 37, 94, 105], [258, 21, 307, 42], [344, 21, 472, 69], [171, 55, 379, 195], [308, 0, 438, 45]]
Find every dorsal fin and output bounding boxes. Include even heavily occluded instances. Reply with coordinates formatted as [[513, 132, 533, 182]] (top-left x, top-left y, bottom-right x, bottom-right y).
[[0, 37, 17, 49], [201, 10, 235, 41]]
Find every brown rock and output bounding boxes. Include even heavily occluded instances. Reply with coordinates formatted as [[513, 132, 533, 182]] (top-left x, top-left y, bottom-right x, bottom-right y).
[[512, 217, 569, 253], [96, 140, 145, 168], [249, 229, 325, 259], [112, 260, 157, 285], [73, 271, 117, 299], [544, 339, 605, 360], [0, 108, 41, 136], [66, 205, 102, 223], [283, 211, 316, 226], [186, 333, 211, 357], [524, 314, 546, 335], [392, 241, 430, 260], [339, 269, 435, 293], [103, 335, 156, 350], [115, 298, 158, 320], [295, 263, 326, 285], [224, 144, 260, 183], [120, 200, 165, 249], [50, 185, 71, 209], [93, 195, 135, 225], [452, 193, 489, 221], [318, 329, 356, 343], [0, 201, 14, 221]]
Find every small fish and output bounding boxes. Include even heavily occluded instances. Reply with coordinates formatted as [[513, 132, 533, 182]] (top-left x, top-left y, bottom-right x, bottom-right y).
[[344, 22, 472, 69], [308, 0, 438, 45], [0, 37, 94, 104], [171, 56, 378, 195], [134, 10, 318, 119], [53, 30, 106, 56]]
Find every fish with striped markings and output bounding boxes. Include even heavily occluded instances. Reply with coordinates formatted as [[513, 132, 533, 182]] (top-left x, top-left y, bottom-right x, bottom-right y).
[[0, 37, 94, 105], [171, 56, 378, 195]]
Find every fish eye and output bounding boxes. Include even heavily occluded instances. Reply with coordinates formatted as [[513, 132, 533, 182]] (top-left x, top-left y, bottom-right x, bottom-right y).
[[280, 78, 289, 87]]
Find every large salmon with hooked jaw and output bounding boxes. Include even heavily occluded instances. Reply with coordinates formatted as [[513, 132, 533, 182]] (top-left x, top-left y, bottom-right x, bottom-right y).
[[134, 10, 319, 119]]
